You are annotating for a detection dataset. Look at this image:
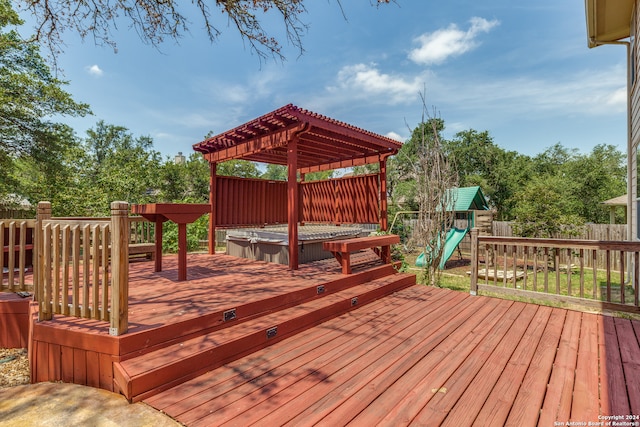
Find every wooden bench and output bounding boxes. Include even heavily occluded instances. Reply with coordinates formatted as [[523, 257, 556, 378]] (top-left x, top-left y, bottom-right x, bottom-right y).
[[128, 242, 156, 260], [323, 234, 400, 274], [93, 243, 156, 262]]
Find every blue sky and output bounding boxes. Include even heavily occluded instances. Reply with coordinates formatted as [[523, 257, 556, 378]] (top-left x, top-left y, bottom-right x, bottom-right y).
[[17, 0, 628, 160]]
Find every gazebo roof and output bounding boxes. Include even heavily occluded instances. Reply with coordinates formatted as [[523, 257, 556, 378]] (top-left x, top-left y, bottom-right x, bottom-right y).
[[193, 104, 402, 173]]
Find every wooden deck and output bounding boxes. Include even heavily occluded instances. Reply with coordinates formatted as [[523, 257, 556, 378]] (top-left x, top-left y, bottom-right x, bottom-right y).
[[144, 285, 640, 426], [12, 251, 640, 425], [28, 252, 416, 401]]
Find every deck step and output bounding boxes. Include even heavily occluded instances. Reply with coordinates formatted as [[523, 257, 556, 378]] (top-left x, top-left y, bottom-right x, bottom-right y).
[[117, 262, 398, 358], [113, 272, 415, 402]]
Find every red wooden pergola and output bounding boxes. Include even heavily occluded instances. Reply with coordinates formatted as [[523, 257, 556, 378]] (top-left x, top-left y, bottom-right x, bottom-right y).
[[193, 104, 402, 270]]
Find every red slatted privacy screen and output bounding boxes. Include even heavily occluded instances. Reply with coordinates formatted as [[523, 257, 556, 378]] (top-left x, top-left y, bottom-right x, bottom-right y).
[[215, 175, 379, 227]]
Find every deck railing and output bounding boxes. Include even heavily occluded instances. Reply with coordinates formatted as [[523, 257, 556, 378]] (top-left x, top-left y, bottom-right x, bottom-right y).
[[1, 218, 35, 292], [36, 201, 130, 335], [469, 228, 640, 313]]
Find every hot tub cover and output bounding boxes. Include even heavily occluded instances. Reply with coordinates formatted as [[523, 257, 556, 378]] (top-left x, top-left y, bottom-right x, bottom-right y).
[[226, 225, 363, 245]]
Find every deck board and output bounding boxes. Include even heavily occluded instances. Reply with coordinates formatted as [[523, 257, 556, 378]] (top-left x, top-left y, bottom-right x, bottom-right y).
[[538, 309, 581, 424], [615, 317, 640, 415]]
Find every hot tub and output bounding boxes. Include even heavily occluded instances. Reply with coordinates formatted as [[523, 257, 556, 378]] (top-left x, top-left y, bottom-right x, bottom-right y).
[[226, 224, 364, 265]]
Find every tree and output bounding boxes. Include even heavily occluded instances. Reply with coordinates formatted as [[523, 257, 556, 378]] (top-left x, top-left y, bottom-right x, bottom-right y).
[[512, 175, 584, 238], [0, 0, 90, 178], [53, 121, 164, 216], [18, 0, 393, 62], [409, 102, 458, 286], [388, 118, 445, 212], [217, 159, 261, 178], [161, 152, 209, 202], [7, 123, 92, 216], [443, 129, 533, 220], [559, 144, 626, 223]]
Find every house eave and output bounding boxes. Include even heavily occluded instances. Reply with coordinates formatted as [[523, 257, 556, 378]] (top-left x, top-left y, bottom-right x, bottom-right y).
[[585, 0, 634, 48]]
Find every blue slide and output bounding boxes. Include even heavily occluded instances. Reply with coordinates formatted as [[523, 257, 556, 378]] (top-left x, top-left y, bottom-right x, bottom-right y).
[[416, 227, 468, 270]]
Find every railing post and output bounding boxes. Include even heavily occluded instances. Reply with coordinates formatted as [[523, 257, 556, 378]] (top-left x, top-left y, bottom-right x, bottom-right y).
[[36, 202, 52, 320], [470, 227, 479, 296], [110, 201, 129, 336]]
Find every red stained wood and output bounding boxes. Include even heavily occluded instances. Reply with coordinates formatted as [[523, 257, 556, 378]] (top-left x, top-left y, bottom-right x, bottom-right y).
[[598, 315, 630, 416], [193, 289, 466, 426], [323, 234, 400, 274], [505, 308, 566, 427], [539, 309, 582, 424], [0, 295, 30, 348], [471, 306, 555, 426], [73, 348, 86, 385], [99, 353, 115, 392], [413, 302, 535, 426], [86, 350, 100, 388], [61, 345, 74, 383], [48, 343, 61, 382], [615, 317, 640, 415], [16, 252, 638, 425], [35, 341, 49, 383], [571, 313, 600, 421]]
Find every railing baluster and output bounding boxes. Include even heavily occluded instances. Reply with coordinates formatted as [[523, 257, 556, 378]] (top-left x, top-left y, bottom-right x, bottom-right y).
[[512, 245, 517, 288], [101, 225, 110, 321], [493, 244, 498, 286], [579, 248, 585, 299], [503, 244, 507, 287], [533, 246, 538, 292], [18, 221, 26, 290], [72, 225, 81, 316], [8, 221, 15, 290], [523, 246, 528, 291], [619, 250, 625, 305], [555, 249, 560, 295], [635, 251, 639, 308], [592, 249, 597, 300], [91, 225, 100, 320], [52, 224, 60, 313], [42, 223, 52, 320], [82, 224, 90, 318], [567, 248, 572, 297], [544, 247, 549, 293], [606, 250, 611, 303], [0, 222, 4, 288]]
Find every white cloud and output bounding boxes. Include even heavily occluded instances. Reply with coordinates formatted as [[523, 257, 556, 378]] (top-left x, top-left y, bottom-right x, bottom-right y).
[[386, 131, 405, 142], [329, 63, 424, 104], [86, 64, 104, 77], [409, 17, 499, 66]]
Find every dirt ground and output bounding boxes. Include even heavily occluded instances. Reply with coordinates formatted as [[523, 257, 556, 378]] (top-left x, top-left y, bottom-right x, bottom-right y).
[[0, 348, 30, 389]]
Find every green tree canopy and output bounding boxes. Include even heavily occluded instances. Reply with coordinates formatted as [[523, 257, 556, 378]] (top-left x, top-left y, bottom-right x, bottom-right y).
[[0, 0, 90, 158]]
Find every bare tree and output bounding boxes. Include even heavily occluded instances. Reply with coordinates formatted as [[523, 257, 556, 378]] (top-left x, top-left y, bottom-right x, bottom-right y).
[[411, 93, 458, 286], [16, 0, 393, 62]]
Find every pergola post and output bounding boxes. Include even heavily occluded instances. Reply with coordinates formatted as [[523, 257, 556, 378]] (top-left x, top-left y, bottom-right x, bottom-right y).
[[379, 156, 389, 232], [209, 161, 217, 255], [288, 137, 299, 270]]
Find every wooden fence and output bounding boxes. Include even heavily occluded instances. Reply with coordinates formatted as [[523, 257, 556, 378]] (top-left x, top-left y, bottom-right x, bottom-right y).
[[469, 229, 640, 313], [1, 218, 35, 292]]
